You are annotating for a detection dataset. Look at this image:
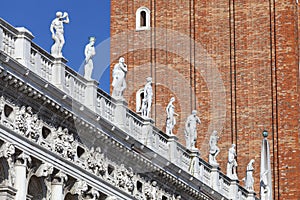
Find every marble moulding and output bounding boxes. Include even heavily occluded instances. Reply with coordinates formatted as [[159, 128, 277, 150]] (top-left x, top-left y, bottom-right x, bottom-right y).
[[0, 96, 184, 199]]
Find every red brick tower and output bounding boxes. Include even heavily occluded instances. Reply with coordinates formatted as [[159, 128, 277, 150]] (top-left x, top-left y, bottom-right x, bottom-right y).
[[110, 1, 300, 199]]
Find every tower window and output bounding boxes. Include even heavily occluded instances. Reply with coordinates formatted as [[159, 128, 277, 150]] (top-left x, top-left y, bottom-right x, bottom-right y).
[[136, 7, 150, 30], [140, 11, 146, 27]]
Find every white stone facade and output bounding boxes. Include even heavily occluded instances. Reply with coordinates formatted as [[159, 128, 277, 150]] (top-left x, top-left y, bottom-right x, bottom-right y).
[[0, 18, 258, 200]]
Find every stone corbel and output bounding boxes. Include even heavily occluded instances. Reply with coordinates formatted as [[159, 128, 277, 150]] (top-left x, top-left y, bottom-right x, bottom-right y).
[[16, 152, 31, 166], [85, 188, 100, 200], [69, 179, 88, 198], [35, 162, 54, 178]]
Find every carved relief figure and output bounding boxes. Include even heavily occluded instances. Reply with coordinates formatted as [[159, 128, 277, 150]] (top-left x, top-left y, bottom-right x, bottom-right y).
[[62, 128, 76, 160], [84, 37, 96, 80], [227, 144, 238, 180], [116, 164, 127, 188], [86, 147, 107, 176], [15, 106, 26, 133], [245, 159, 255, 191], [112, 57, 127, 99], [165, 97, 178, 135], [145, 181, 158, 200], [141, 77, 153, 118], [209, 130, 220, 166], [50, 11, 69, 57], [0, 142, 15, 186], [184, 110, 201, 149], [125, 167, 134, 193]]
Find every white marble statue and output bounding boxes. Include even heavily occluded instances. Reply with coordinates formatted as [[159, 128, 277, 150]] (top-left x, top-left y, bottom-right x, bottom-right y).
[[165, 97, 178, 135], [112, 57, 128, 99], [227, 144, 238, 180], [209, 130, 220, 166], [245, 159, 255, 191], [184, 110, 201, 149], [141, 77, 153, 118], [84, 37, 96, 80], [50, 11, 69, 57]]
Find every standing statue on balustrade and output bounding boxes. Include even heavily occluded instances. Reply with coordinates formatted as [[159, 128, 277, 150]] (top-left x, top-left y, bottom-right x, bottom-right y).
[[227, 144, 238, 180], [141, 77, 153, 118], [245, 159, 255, 191], [184, 110, 201, 149], [84, 37, 96, 80], [50, 11, 69, 57], [209, 130, 220, 166], [112, 57, 127, 99], [165, 97, 178, 135]]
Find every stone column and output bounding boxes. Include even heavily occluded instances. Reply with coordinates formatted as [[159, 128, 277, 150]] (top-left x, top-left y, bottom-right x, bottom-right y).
[[85, 80, 99, 112], [114, 99, 128, 130], [14, 27, 34, 68], [14, 153, 31, 200], [52, 57, 67, 91], [51, 171, 68, 200]]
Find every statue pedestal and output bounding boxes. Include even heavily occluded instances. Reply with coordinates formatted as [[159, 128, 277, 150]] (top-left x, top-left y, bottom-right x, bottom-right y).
[[141, 118, 154, 144], [53, 57, 68, 91], [85, 80, 99, 112], [114, 99, 128, 130], [228, 179, 239, 199], [246, 191, 256, 200], [210, 166, 220, 191], [167, 135, 178, 163], [187, 148, 201, 179]]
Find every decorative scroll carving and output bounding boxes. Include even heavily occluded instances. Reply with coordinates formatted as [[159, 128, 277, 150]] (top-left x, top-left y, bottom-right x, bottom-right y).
[[53, 127, 76, 161], [86, 147, 107, 176], [144, 181, 158, 200]]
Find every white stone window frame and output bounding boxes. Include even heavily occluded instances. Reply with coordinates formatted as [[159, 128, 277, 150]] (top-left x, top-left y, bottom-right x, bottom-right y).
[[136, 7, 151, 31]]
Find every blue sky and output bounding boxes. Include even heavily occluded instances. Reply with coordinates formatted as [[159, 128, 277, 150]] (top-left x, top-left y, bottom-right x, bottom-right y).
[[0, 0, 111, 92]]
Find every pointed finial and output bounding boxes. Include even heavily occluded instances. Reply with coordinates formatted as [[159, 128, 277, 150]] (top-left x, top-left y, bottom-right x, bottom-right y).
[[262, 130, 268, 138]]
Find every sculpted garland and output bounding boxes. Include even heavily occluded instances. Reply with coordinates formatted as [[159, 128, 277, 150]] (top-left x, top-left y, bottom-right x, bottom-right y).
[[0, 96, 180, 199]]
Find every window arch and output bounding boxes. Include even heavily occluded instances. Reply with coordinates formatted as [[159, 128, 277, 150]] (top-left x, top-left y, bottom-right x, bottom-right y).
[[136, 7, 150, 30]]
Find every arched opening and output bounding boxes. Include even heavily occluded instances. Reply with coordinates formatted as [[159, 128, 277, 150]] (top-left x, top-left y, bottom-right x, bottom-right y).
[[140, 11, 146, 27], [27, 176, 47, 200], [136, 7, 150, 30]]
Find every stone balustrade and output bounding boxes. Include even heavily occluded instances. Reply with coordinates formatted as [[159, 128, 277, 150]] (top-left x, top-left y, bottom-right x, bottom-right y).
[[0, 18, 258, 200]]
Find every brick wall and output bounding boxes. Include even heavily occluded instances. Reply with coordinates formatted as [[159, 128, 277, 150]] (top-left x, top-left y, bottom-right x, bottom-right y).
[[111, 0, 300, 199]]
